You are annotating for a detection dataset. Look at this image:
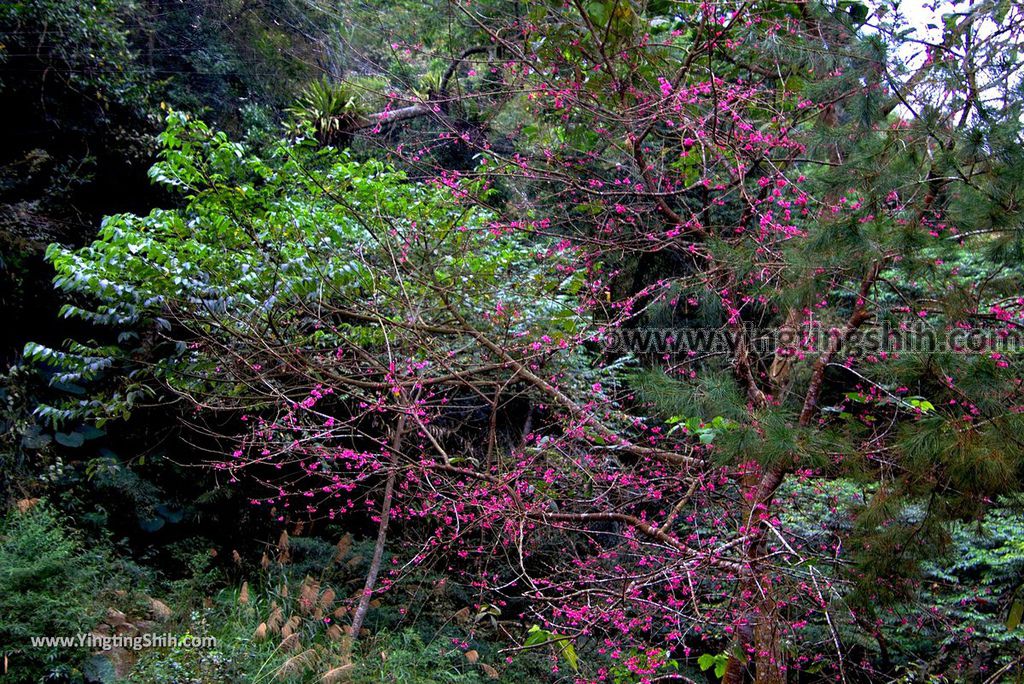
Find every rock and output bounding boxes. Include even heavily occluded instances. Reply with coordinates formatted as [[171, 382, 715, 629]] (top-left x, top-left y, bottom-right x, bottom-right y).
[[113, 623, 137, 637], [101, 648, 136, 679], [147, 597, 172, 621], [104, 608, 128, 627], [83, 654, 118, 683]]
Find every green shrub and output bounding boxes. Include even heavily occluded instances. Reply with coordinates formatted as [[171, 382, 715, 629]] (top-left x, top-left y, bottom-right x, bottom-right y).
[[126, 611, 247, 684], [351, 629, 485, 684], [0, 501, 108, 682], [124, 556, 512, 683]]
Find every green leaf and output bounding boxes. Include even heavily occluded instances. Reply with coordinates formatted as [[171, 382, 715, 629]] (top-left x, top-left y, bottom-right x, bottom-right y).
[[51, 381, 87, 396], [995, 0, 1011, 23], [55, 431, 85, 448], [155, 504, 185, 524], [715, 657, 728, 679], [21, 426, 52, 449], [847, 1, 868, 24], [524, 625, 548, 647], [138, 515, 165, 532], [559, 641, 579, 672], [76, 425, 106, 440], [524, 626, 578, 672], [1007, 599, 1024, 631]]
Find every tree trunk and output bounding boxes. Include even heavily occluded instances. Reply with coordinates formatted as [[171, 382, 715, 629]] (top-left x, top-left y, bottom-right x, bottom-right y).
[[753, 582, 786, 684], [723, 467, 787, 684], [347, 415, 406, 645]]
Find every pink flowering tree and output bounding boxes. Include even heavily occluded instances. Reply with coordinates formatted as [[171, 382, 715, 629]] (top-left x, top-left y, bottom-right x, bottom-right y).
[[31, 0, 1024, 681]]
